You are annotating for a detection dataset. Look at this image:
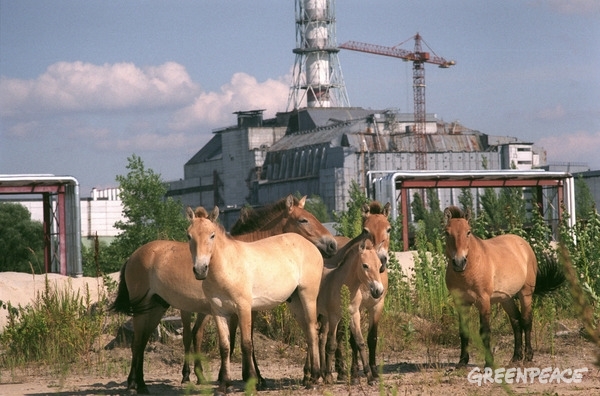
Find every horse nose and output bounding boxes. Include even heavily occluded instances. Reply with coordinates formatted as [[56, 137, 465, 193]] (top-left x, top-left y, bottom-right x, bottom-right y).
[[325, 238, 338, 257], [370, 282, 384, 299], [452, 256, 467, 272], [193, 261, 209, 280], [379, 254, 388, 273]]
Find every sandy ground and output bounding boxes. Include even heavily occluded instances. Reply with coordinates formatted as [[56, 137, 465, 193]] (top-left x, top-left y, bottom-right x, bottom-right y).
[[0, 270, 599, 395]]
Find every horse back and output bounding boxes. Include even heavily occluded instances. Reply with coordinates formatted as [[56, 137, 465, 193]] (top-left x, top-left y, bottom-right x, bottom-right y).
[[482, 234, 537, 298]]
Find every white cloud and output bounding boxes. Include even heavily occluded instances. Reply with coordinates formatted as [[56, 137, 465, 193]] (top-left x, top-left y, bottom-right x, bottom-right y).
[[539, 130, 600, 165], [0, 61, 199, 118], [170, 72, 290, 130], [530, 0, 600, 15], [96, 131, 190, 151], [534, 104, 567, 121]]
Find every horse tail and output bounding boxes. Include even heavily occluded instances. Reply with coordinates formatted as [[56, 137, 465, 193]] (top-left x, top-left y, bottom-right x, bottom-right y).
[[534, 253, 566, 296], [110, 261, 133, 315]]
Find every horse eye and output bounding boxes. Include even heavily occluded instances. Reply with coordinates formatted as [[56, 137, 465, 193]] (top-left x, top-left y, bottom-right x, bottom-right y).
[[210, 232, 215, 240], [467, 230, 471, 237], [362, 263, 369, 270], [298, 218, 308, 224], [187, 233, 191, 241], [386, 228, 391, 234]]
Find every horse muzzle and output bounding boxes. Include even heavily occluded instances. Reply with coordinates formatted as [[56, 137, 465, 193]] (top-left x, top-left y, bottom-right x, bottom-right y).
[[192, 259, 209, 280], [370, 282, 384, 299], [320, 237, 338, 258], [451, 256, 467, 272]]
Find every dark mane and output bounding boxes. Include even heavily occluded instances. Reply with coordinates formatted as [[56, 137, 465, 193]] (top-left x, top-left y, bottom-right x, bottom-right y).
[[368, 201, 385, 215], [229, 197, 298, 235], [329, 231, 374, 269], [445, 205, 465, 219]]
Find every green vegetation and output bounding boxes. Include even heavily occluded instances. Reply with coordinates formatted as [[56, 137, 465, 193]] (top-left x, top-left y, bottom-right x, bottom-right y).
[[1, 165, 599, 392], [0, 202, 44, 273]]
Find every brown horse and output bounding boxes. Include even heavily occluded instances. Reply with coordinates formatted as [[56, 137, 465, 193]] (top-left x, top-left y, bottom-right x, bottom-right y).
[[443, 206, 564, 368], [335, 201, 391, 382], [186, 206, 323, 393], [110, 194, 336, 394], [318, 232, 385, 385], [180, 195, 336, 384]]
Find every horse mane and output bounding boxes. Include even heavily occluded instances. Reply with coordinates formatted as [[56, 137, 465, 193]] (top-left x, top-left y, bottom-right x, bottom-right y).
[[445, 205, 465, 219], [330, 231, 374, 269], [229, 197, 298, 235], [368, 201, 385, 215], [194, 207, 209, 218]]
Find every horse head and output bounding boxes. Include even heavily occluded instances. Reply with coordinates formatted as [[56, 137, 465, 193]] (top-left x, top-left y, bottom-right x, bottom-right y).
[[282, 194, 338, 257], [356, 237, 386, 299], [443, 206, 472, 272], [186, 206, 220, 280], [362, 201, 392, 272]]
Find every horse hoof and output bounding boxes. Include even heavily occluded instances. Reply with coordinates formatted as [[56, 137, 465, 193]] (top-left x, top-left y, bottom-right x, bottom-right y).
[[336, 373, 347, 383]]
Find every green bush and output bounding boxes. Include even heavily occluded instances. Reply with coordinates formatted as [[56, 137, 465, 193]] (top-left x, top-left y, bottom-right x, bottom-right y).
[[0, 277, 106, 370]]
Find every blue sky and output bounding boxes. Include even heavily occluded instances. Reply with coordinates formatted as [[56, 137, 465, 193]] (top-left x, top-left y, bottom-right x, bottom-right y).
[[1, 0, 599, 196]]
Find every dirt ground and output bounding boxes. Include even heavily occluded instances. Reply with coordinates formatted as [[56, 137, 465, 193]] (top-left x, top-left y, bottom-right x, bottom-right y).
[[1, 319, 599, 396]]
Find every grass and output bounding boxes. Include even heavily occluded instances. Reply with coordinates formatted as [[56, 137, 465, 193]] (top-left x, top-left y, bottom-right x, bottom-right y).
[[1, 222, 599, 395]]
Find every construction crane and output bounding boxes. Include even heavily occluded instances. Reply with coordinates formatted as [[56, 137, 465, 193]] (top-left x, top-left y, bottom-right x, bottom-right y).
[[339, 33, 455, 170]]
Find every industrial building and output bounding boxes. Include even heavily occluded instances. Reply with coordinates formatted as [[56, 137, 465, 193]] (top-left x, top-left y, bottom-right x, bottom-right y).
[[165, 0, 549, 228]]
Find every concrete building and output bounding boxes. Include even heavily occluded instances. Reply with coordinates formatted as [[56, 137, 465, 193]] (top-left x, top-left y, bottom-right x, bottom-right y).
[[167, 107, 545, 229]]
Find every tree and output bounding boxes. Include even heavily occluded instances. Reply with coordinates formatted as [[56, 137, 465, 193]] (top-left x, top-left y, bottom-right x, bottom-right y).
[[575, 175, 595, 220], [332, 181, 369, 237], [0, 203, 44, 273], [296, 193, 330, 223], [86, 154, 188, 274]]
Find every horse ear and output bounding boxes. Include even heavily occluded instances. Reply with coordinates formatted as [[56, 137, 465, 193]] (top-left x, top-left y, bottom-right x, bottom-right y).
[[285, 194, 295, 214], [362, 203, 370, 219], [298, 195, 307, 209], [444, 207, 453, 225], [465, 207, 472, 222], [383, 202, 391, 218], [186, 206, 195, 222], [209, 206, 220, 222]]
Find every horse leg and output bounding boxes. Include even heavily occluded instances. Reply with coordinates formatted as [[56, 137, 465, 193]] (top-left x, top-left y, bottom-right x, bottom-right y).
[[348, 332, 360, 383], [128, 304, 167, 394], [318, 316, 330, 383], [213, 314, 233, 395], [180, 310, 193, 383], [477, 299, 493, 368], [501, 299, 524, 362], [324, 319, 340, 385], [237, 307, 258, 391], [334, 324, 348, 381], [247, 311, 267, 388], [519, 292, 534, 361], [349, 310, 374, 385], [456, 304, 470, 367], [287, 296, 320, 387], [367, 302, 384, 378], [191, 312, 210, 384]]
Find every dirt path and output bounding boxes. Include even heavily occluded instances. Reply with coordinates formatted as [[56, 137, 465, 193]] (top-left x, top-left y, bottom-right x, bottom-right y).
[[1, 328, 599, 395]]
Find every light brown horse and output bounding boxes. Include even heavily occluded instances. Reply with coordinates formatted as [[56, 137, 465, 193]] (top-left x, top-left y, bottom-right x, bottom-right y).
[[334, 201, 391, 382], [110, 194, 336, 394], [186, 205, 323, 394], [180, 195, 337, 385], [318, 232, 385, 385], [443, 206, 564, 368]]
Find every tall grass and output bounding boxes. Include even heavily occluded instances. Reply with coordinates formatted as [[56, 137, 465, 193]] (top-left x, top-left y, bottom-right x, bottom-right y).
[[0, 277, 106, 370]]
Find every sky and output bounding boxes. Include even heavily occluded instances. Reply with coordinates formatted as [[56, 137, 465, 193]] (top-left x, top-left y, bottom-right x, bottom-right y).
[[1, 0, 599, 196]]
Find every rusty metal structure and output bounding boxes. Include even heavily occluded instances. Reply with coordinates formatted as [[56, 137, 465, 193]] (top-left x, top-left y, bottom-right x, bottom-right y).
[[0, 175, 82, 276]]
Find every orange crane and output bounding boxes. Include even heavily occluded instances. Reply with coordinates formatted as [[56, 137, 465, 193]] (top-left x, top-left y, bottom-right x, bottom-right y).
[[339, 33, 455, 170]]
